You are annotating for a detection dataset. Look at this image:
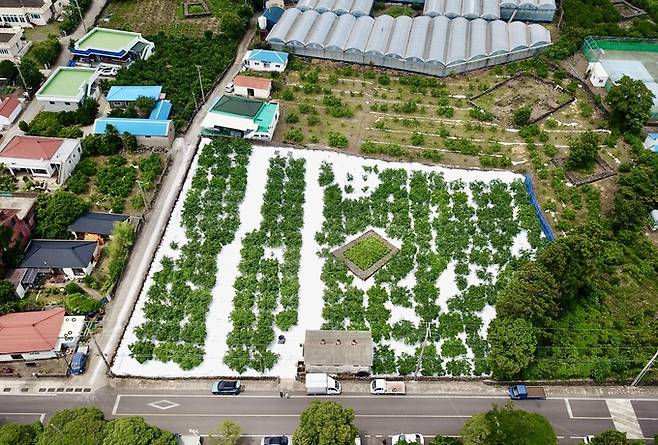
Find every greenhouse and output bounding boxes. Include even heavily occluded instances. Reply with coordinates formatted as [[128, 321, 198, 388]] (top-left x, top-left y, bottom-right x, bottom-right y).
[[499, 0, 556, 22], [423, 0, 500, 20], [267, 11, 552, 76], [296, 0, 373, 17]]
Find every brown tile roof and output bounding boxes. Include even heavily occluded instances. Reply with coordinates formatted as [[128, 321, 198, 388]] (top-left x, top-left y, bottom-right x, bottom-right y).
[[0, 97, 20, 118], [0, 136, 64, 161], [0, 308, 65, 354], [233, 75, 271, 90]]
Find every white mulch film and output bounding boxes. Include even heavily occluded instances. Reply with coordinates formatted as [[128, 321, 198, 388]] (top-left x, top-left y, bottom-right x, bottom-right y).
[[113, 143, 533, 378]]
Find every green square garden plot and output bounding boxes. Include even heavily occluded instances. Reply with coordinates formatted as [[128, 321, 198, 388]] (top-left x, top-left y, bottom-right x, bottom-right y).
[[333, 230, 399, 280]]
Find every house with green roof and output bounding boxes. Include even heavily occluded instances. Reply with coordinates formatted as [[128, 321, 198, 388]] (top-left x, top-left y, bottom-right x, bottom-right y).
[[35, 67, 100, 112], [72, 27, 155, 65], [201, 95, 279, 141]]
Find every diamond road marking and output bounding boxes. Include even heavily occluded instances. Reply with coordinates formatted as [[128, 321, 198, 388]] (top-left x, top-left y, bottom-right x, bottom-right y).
[[148, 400, 180, 410]]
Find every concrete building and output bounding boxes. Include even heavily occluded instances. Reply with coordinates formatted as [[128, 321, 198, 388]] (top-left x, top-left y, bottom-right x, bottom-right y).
[[72, 27, 155, 66], [0, 136, 81, 184], [233, 75, 271, 99], [35, 67, 100, 112], [19, 239, 99, 278], [0, 0, 67, 27], [68, 211, 129, 240], [588, 62, 609, 87], [106, 85, 163, 108], [0, 308, 85, 362], [0, 96, 22, 126], [93, 117, 174, 148], [243, 49, 288, 72], [303, 330, 373, 375], [0, 27, 29, 60], [201, 95, 279, 141]]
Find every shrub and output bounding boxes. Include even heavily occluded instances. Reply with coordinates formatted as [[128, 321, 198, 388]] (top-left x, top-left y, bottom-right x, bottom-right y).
[[64, 293, 101, 315], [411, 132, 425, 146], [512, 106, 532, 127], [469, 107, 495, 122], [328, 132, 348, 149], [284, 128, 304, 143], [307, 114, 320, 126], [344, 236, 392, 270], [285, 111, 299, 124]]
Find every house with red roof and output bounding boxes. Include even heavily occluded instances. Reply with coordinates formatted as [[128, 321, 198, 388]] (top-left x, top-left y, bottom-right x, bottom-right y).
[[0, 135, 81, 184], [0, 308, 85, 362], [233, 75, 271, 100], [0, 96, 22, 127]]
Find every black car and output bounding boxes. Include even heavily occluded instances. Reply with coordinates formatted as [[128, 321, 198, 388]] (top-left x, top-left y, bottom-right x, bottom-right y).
[[211, 380, 241, 395], [261, 436, 290, 445]]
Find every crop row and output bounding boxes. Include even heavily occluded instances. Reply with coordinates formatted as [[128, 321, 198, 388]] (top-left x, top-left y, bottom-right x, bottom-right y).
[[224, 156, 306, 373], [128, 138, 252, 370]]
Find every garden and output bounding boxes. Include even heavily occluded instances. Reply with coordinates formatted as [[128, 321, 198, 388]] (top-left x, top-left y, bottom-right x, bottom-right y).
[[113, 140, 544, 377]]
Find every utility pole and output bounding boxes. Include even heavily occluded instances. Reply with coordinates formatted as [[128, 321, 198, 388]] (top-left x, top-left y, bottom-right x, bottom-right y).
[[195, 65, 205, 103], [91, 334, 114, 377], [136, 180, 150, 213], [15, 58, 28, 92], [71, 0, 87, 33], [414, 322, 431, 378], [631, 349, 658, 387]]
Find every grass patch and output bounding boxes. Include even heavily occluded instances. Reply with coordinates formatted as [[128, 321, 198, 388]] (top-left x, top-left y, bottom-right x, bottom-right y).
[[344, 235, 392, 270]]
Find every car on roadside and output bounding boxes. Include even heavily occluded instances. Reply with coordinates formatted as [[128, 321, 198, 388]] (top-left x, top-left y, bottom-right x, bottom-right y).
[[391, 433, 424, 444], [97, 64, 119, 77], [210, 380, 241, 395], [70, 345, 89, 375], [261, 436, 290, 445], [225, 82, 235, 93]]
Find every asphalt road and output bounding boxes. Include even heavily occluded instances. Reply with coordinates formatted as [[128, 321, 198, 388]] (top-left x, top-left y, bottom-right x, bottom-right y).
[[1, 389, 656, 445]]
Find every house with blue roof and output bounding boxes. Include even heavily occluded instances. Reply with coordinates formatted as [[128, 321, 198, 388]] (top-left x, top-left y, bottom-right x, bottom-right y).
[[644, 133, 658, 152], [107, 85, 163, 108], [243, 49, 288, 72], [93, 118, 174, 148]]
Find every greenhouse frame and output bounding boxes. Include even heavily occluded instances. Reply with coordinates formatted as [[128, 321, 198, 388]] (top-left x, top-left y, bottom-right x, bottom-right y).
[[267, 10, 552, 76], [499, 0, 556, 22], [423, 0, 500, 20], [296, 0, 373, 16]]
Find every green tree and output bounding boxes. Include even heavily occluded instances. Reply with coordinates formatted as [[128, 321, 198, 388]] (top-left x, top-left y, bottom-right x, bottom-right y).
[[38, 407, 106, 445], [429, 436, 462, 445], [605, 75, 654, 134], [207, 420, 241, 445], [102, 417, 176, 445], [566, 131, 600, 171], [103, 221, 135, 292], [0, 279, 17, 305], [0, 422, 42, 445], [220, 12, 246, 39], [0, 60, 17, 83], [134, 95, 156, 117], [512, 106, 532, 127], [495, 261, 561, 327], [487, 317, 537, 379], [75, 98, 100, 125], [461, 403, 557, 445], [17, 58, 45, 91], [64, 293, 101, 315], [293, 401, 359, 445], [29, 34, 61, 68], [0, 163, 16, 192], [34, 190, 89, 239]]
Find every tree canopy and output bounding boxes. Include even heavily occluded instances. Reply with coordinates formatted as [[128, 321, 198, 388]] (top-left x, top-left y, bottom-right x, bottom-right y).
[[589, 430, 645, 445], [102, 417, 176, 445], [34, 190, 89, 239], [0, 422, 42, 445], [605, 75, 654, 134], [487, 317, 537, 379], [461, 403, 557, 445], [207, 420, 241, 445], [293, 401, 359, 445], [566, 131, 600, 171]]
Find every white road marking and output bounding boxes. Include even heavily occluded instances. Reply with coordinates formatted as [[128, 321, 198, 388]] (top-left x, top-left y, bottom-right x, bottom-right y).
[[564, 399, 573, 419], [0, 412, 46, 422], [606, 399, 644, 439], [111, 395, 122, 416]]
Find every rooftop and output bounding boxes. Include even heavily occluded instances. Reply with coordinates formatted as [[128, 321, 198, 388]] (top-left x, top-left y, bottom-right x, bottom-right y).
[[0, 97, 20, 118], [233, 75, 272, 90], [36, 67, 96, 98], [68, 211, 129, 236], [93, 118, 171, 137], [107, 85, 162, 102], [303, 330, 373, 367], [211, 95, 265, 118], [0, 196, 36, 220], [75, 27, 141, 52], [0, 0, 44, 8], [20, 240, 97, 269], [0, 136, 64, 161], [0, 28, 20, 43], [247, 49, 289, 64], [255, 102, 278, 133], [0, 308, 65, 354], [148, 100, 172, 120]]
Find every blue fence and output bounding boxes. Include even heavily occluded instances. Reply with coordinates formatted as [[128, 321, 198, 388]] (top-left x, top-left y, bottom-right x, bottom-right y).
[[524, 174, 555, 242]]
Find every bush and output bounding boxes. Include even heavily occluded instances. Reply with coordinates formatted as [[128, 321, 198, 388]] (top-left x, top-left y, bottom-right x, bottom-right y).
[[64, 293, 101, 315], [469, 107, 495, 122], [285, 111, 299, 123], [411, 132, 425, 146], [512, 106, 532, 127], [328, 132, 348, 148], [28, 34, 61, 68], [307, 114, 320, 126], [284, 128, 304, 143]]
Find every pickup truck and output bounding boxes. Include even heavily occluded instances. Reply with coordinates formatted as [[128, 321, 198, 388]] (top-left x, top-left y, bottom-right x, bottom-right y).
[[370, 379, 406, 395], [508, 384, 546, 400]]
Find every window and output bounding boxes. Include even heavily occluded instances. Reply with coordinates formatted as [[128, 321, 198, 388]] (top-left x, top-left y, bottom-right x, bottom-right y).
[[64, 102, 70, 105], [19, 16, 26, 22], [145, 135, 151, 138], [72, 268, 85, 276], [263, 62, 270, 68], [10, 354, 22, 360], [0, 49, 8, 55], [29, 14, 40, 19], [49, 101, 55, 105]]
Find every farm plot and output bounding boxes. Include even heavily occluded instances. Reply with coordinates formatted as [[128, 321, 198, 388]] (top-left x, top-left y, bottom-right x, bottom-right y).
[[113, 142, 544, 378]]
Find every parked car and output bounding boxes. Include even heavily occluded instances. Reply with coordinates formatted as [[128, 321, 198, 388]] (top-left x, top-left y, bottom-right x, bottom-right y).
[[97, 64, 119, 77], [261, 436, 290, 445], [391, 433, 424, 444], [210, 380, 241, 395], [225, 82, 235, 93], [70, 345, 89, 375]]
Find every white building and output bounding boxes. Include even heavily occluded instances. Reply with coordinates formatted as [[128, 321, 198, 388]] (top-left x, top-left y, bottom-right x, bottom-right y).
[[35, 66, 100, 112], [0, 96, 22, 126], [0, 0, 67, 27], [0, 27, 29, 60], [0, 135, 82, 184], [0, 308, 85, 362], [201, 95, 279, 141], [243, 49, 288, 73], [588, 62, 609, 88], [233, 75, 271, 99]]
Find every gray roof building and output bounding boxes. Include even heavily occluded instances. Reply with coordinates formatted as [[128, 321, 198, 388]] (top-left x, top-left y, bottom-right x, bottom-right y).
[[20, 240, 97, 269], [68, 212, 129, 237], [303, 330, 373, 375]]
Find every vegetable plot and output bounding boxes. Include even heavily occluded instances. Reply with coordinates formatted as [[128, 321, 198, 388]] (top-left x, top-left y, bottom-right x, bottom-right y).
[[224, 156, 306, 373], [128, 138, 251, 370]]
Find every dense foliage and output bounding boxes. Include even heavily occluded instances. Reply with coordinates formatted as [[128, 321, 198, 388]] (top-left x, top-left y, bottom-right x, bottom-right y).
[[103, 221, 135, 293], [64, 292, 101, 315], [59, 0, 91, 34], [224, 155, 306, 373], [0, 422, 42, 445], [130, 138, 251, 369], [605, 76, 654, 134], [20, 99, 99, 138], [343, 236, 392, 270], [293, 401, 359, 445], [588, 430, 644, 445], [566, 131, 600, 171], [28, 35, 61, 68], [34, 190, 89, 239]]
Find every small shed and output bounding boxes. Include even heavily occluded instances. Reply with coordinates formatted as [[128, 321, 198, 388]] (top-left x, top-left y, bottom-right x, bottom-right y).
[[233, 75, 272, 99], [651, 209, 658, 230], [303, 330, 373, 375], [263, 6, 285, 30], [589, 62, 609, 88]]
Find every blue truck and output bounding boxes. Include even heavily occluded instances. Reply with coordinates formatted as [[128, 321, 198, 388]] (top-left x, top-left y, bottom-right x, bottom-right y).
[[508, 384, 547, 400]]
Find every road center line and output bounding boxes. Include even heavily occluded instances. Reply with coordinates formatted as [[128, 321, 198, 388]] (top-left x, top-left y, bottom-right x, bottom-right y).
[[564, 399, 573, 418]]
